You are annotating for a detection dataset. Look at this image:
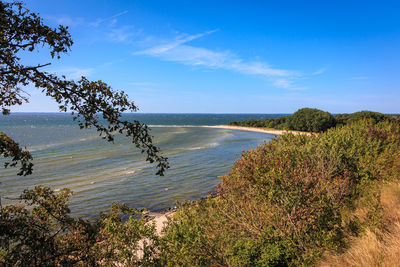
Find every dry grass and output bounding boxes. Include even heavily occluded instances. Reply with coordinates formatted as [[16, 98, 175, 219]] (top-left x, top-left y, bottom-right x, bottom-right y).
[[320, 182, 400, 267]]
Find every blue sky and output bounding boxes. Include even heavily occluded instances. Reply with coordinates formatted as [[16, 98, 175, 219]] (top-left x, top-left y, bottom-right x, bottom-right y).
[[14, 0, 400, 113]]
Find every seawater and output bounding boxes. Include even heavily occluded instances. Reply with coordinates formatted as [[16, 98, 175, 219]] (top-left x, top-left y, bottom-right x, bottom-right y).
[[0, 113, 284, 217]]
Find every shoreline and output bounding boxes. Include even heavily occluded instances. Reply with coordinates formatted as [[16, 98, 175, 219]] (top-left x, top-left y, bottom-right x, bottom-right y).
[[146, 125, 313, 228], [202, 125, 314, 136]]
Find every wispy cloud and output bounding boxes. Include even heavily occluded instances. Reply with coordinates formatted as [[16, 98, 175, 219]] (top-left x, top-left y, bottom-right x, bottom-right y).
[[46, 10, 137, 44], [137, 30, 218, 55], [90, 10, 129, 27], [45, 15, 85, 27], [50, 68, 94, 79], [271, 79, 306, 90], [135, 30, 300, 88], [107, 26, 139, 42], [272, 78, 292, 89], [46, 10, 129, 29], [312, 66, 328, 75]]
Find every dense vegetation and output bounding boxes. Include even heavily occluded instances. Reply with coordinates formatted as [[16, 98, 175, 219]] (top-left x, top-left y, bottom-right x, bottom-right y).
[[2, 118, 399, 266], [229, 108, 397, 133], [160, 119, 400, 266], [0, 187, 160, 266]]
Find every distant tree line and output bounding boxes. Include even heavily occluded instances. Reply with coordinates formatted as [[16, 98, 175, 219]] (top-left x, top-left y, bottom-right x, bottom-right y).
[[229, 108, 398, 132]]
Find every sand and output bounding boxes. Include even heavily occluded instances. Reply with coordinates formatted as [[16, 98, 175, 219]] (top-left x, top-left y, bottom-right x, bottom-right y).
[[202, 125, 314, 136], [146, 210, 175, 235]]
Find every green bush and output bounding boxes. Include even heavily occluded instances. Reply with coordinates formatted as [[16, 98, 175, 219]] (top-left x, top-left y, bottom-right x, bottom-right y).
[[334, 110, 393, 126], [265, 116, 290, 129], [160, 119, 400, 266], [286, 108, 335, 132], [229, 109, 398, 133], [229, 119, 265, 127]]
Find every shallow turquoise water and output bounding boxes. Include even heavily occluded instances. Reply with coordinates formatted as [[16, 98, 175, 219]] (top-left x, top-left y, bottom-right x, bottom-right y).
[[0, 113, 278, 217]]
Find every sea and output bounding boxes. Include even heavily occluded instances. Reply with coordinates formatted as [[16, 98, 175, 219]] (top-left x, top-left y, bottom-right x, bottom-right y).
[[0, 113, 285, 217]]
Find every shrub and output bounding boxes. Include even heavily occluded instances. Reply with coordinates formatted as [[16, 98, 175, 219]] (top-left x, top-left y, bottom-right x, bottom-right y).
[[229, 109, 397, 133], [334, 111, 394, 126], [286, 108, 335, 132], [229, 119, 265, 127], [0, 187, 159, 266], [265, 116, 290, 129], [160, 119, 400, 266]]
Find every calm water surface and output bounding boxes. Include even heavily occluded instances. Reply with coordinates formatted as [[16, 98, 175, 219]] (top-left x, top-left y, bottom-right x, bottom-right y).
[[0, 113, 283, 217]]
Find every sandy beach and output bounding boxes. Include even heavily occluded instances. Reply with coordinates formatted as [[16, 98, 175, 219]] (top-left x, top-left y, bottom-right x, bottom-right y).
[[203, 125, 314, 136]]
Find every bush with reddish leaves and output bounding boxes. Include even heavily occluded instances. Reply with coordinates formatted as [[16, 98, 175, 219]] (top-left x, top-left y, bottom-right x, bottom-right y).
[[160, 119, 400, 266]]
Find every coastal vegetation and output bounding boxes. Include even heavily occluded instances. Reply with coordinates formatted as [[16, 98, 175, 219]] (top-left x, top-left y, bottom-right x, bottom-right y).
[[160, 118, 400, 266], [0, 187, 160, 265], [229, 108, 397, 133]]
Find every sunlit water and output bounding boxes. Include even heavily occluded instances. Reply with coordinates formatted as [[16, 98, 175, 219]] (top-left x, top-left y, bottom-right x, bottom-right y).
[[0, 113, 282, 217]]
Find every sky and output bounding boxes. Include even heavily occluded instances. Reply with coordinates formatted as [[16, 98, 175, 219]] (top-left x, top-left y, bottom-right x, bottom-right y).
[[12, 0, 400, 113]]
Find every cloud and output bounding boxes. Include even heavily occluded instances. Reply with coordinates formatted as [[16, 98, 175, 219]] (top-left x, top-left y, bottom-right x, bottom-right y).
[[107, 26, 138, 42], [45, 15, 85, 27], [136, 30, 218, 55], [272, 78, 292, 88], [90, 10, 129, 27], [50, 68, 94, 79], [312, 66, 328, 75], [46, 10, 129, 29], [135, 30, 300, 88], [47, 10, 138, 45]]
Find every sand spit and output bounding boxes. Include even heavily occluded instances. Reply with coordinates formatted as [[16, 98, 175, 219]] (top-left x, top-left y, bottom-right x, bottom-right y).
[[203, 125, 314, 136]]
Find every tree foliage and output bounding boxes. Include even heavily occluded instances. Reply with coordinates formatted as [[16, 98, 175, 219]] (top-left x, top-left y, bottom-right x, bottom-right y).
[[286, 108, 335, 132], [0, 0, 168, 176], [0, 186, 159, 266], [0, 131, 32, 175], [334, 110, 393, 126], [229, 108, 398, 133]]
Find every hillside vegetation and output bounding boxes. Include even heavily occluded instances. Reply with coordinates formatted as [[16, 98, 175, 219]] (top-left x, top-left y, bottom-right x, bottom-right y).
[[2, 118, 400, 266], [229, 108, 398, 133], [160, 118, 400, 266]]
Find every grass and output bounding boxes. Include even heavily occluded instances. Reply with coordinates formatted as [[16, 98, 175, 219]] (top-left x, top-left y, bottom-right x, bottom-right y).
[[320, 182, 400, 267]]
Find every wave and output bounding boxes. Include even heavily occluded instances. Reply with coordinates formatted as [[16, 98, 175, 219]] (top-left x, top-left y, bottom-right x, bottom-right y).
[[114, 168, 141, 176], [29, 135, 100, 152], [187, 142, 220, 151]]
